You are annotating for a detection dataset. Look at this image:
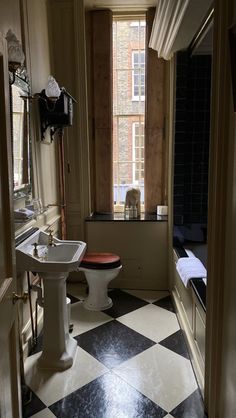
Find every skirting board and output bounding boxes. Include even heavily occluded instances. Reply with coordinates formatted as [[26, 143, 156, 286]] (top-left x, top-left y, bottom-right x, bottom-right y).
[[172, 288, 204, 395]]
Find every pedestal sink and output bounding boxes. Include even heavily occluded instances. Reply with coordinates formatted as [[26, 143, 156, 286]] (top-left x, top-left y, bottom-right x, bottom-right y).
[[16, 229, 86, 370]]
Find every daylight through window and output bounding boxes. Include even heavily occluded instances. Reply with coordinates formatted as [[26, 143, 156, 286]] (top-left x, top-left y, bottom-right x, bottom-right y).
[[113, 16, 146, 211]]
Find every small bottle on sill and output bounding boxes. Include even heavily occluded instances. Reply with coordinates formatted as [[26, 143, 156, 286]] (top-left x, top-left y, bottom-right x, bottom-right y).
[[125, 206, 130, 220], [133, 205, 137, 219]]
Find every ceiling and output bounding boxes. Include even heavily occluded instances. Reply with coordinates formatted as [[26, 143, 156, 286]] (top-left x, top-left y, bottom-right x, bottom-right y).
[[84, 0, 157, 11]]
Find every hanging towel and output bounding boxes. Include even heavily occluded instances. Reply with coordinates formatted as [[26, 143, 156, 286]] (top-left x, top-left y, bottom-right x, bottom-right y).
[[176, 257, 207, 288]]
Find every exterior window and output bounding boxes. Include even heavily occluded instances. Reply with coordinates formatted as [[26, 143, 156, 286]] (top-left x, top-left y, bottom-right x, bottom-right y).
[[130, 21, 146, 27], [113, 16, 146, 210], [132, 50, 145, 101]]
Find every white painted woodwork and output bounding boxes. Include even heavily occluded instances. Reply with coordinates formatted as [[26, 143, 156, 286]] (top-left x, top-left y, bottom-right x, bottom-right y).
[[84, 0, 156, 10], [85, 221, 168, 290], [204, 0, 236, 417], [171, 253, 205, 394], [149, 0, 213, 60], [0, 33, 22, 418]]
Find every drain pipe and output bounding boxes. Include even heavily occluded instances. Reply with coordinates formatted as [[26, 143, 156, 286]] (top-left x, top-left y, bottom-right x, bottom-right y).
[[31, 283, 44, 307], [27, 272, 35, 343], [26, 273, 43, 344], [31, 281, 44, 341]]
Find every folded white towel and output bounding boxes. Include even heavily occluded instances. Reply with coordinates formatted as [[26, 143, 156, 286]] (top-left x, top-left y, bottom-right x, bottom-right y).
[[14, 208, 34, 220], [176, 257, 207, 288], [185, 249, 196, 258]]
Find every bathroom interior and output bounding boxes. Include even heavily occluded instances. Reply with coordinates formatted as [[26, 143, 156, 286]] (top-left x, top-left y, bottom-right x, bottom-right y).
[[1, 0, 236, 417]]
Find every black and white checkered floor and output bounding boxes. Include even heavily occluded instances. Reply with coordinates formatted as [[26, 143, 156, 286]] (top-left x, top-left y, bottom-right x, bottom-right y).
[[23, 285, 206, 418]]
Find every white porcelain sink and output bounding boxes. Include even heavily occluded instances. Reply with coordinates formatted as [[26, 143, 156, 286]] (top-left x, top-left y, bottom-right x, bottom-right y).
[[15, 229, 86, 371], [16, 230, 86, 273]]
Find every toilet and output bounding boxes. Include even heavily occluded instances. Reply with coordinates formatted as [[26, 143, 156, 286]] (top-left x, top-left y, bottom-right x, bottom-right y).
[[79, 252, 122, 311]]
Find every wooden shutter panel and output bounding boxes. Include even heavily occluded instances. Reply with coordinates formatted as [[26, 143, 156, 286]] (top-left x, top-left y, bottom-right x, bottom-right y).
[[145, 8, 167, 213], [92, 10, 113, 213]]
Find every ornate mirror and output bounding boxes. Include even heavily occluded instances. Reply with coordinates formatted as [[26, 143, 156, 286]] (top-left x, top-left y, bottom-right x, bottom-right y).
[[10, 69, 32, 195]]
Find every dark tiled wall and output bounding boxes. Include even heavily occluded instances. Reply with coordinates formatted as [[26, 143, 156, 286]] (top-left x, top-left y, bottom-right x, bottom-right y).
[[173, 51, 211, 226]]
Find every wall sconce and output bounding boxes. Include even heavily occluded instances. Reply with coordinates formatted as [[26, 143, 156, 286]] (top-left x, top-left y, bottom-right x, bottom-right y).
[[6, 29, 25, 83], [38, 76, 76, 141], [22, 76, 76, 141]]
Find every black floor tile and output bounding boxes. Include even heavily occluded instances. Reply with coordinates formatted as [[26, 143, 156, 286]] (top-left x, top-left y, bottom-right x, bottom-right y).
[[67, 293, 80, 304], [104, 289, 148, 318], [75, 320, 156, 368], [29, 333, 43, 357], [153, 295, 176, 313], [49, 372, 167, 418], [159, 329, 190, 359], [22, 386, 46, 418], [170, 389, 206, 418]]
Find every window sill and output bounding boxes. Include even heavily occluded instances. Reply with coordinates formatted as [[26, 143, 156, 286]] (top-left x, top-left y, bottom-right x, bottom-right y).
[[15, 206, 61, 238], [85, 212, 167, 222]]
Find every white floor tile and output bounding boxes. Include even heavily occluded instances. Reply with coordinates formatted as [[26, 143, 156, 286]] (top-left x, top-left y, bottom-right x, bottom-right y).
[[113, 344, 198, 412], [117, 304, 180, 342], [123, 289, 170, 303], [24, 347, 108, 406], [70, 301, 112, 336], [30, 409, 56, 418]]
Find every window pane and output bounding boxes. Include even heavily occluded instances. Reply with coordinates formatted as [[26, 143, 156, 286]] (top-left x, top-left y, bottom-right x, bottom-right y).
[[113, 17, 145, 208]]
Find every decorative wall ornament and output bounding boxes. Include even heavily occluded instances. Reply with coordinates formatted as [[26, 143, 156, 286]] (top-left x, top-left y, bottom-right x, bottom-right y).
[[6, 29, 25, 72], [149, 0, 213, 60]]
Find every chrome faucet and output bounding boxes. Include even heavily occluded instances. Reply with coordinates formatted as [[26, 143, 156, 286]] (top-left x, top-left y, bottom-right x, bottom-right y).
[[48, 229, 56, 246]]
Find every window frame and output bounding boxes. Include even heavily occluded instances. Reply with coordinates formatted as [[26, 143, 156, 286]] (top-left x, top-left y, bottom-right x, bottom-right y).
[[132, 49, 145, 102], [113, 16, 146, 211], [132, 121, 144, 185]]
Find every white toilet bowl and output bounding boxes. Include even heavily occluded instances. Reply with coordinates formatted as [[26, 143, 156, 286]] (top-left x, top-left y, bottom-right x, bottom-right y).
[[79, 252, 122, 311]]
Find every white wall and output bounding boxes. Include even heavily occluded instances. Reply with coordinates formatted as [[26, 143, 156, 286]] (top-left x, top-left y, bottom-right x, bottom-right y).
[[0, 0, 21, 40], [25, 0, 59, 207], [47, 0, 91, 241]]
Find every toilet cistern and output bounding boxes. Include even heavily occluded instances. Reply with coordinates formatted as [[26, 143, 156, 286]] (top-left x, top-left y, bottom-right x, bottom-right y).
[[16, 229, 86, 371]]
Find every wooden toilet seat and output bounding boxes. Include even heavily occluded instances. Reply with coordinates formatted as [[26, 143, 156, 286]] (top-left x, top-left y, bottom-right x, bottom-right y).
[[80, 252, 121, 270]]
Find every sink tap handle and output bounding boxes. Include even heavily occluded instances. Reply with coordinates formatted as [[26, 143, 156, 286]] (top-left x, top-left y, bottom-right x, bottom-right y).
[[48, 229, 56, 246], [32, 242, 39, 257]]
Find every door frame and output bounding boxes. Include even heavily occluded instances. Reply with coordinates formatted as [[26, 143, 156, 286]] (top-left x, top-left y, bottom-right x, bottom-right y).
[[0, 33, 22, 418], [204, 0, 234, 416]]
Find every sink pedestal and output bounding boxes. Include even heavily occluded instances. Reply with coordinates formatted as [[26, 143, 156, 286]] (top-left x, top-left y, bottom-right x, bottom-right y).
[[38, 272, 77, 371], [15, 229, 86, 370]]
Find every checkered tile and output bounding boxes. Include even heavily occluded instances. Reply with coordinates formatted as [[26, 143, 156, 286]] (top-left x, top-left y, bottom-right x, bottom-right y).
[[23, 286, 205, 418]]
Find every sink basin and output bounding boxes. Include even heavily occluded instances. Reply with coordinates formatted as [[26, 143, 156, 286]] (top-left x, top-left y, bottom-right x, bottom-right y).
[[16, 230, 86, 273], [15, 229, 87, 371]]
